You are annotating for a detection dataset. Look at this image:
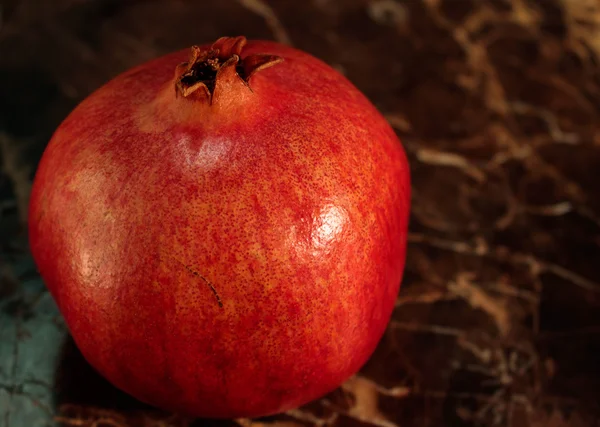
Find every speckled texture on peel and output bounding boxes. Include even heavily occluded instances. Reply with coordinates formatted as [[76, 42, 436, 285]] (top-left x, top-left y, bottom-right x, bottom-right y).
[[27, 40, 410, 417]]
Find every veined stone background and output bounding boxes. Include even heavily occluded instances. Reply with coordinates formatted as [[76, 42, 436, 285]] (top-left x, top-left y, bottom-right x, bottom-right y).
[[1, 0, 599, 426]]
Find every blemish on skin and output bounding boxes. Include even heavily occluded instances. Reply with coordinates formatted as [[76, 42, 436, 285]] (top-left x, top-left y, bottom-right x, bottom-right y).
[[168, 254, 223, 308], [183, 264, 223, 308]]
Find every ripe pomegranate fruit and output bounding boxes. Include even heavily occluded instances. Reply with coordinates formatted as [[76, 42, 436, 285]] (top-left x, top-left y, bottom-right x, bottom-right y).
[[29, 36, 410, 418]]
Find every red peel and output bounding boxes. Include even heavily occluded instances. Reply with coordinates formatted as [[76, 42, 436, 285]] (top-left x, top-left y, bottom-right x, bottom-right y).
[[28, 36, 411, 418]]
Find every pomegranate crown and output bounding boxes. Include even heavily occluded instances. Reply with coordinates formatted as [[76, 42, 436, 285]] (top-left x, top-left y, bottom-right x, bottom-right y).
[[174, 36, 283, 102]]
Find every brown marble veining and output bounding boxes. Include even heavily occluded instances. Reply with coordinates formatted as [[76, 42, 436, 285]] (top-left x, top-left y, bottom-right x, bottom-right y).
[[0, 0, 599, 426]]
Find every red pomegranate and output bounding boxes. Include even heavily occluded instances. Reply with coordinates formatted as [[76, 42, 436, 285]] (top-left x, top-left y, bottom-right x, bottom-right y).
[[29, 36, 410, 418]]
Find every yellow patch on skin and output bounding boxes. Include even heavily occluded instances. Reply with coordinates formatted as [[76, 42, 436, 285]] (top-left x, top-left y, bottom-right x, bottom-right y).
[[248, 241, 268, 265], [103, 210, 115, 221], [222, 298, 238, 318], [315, 277, 328, 289], [293, 185, 305, 204]]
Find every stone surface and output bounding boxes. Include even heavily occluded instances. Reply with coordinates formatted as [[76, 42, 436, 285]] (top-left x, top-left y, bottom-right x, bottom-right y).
[[1, 0, 599, 426]]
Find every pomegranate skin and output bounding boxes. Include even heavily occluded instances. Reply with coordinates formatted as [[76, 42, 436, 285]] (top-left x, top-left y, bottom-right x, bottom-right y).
[[29, 37, 410, 418]]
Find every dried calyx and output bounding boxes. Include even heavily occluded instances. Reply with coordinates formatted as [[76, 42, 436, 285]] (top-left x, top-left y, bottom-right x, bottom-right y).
[[175, 36, 283, 103]]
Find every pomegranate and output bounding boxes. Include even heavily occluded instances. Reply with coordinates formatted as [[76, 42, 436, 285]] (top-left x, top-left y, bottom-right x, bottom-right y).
[[29, 36, 410, 418]]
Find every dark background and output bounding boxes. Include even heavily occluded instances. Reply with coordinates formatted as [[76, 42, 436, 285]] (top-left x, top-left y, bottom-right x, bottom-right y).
[[1, 0, 600, 426]]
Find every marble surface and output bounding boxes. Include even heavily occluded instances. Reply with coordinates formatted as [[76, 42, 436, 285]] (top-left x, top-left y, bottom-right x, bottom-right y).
[[1, 0, 599, 426]]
